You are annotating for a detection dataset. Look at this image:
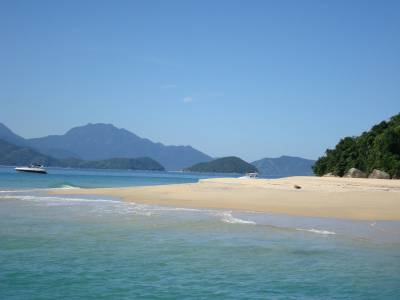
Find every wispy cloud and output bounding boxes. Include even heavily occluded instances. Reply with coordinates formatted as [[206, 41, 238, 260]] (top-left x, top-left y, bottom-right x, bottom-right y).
[[161, 84, 177, 89], [182, 96, 193, 104]]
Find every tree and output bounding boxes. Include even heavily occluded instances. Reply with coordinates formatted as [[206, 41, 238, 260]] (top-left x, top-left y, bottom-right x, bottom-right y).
[[313, 113, 400, 177]]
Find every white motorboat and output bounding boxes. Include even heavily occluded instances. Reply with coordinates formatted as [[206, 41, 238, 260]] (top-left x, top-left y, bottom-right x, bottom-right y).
[[246, 172, 259, 178], [15, 164, 47, 174]]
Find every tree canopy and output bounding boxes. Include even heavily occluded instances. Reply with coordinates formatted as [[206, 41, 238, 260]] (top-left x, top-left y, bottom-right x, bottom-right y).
[[313, 113, 400, 177], [185, 156, 258, 174]]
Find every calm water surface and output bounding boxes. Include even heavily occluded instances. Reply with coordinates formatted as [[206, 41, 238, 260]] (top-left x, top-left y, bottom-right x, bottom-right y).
[[0, 167, 399, 299]]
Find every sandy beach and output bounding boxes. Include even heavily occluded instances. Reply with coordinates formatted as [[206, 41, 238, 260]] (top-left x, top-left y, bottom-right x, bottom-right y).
[[51, 176, 400, 221]]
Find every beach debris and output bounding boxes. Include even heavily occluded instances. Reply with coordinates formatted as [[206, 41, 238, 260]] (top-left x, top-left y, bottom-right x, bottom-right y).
[[343, 168, 367, 178], [368, 169, 390, 179], [294, 185, 302, 189]]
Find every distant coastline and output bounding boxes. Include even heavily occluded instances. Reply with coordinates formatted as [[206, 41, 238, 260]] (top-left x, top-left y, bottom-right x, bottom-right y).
[[0, 139, 165, 171]]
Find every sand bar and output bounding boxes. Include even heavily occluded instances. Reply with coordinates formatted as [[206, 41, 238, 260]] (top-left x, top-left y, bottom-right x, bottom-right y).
[[51, 176, 400, 221]]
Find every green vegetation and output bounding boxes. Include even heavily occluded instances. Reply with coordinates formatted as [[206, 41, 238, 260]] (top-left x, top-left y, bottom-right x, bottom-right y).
[[185, 156, 258, 174], [313, 113, 400, 177], [0, 139, 165, 171]]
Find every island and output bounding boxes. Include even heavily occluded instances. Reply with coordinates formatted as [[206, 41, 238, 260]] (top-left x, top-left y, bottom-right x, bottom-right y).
[[184, 156, 259, 174]]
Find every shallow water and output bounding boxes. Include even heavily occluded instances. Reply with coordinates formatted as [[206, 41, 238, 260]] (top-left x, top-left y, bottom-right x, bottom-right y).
[[1, 168, 399, 299]]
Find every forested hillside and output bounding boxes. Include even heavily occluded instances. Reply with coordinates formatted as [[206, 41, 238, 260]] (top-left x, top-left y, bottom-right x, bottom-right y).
[[313, 113, 400, 178]]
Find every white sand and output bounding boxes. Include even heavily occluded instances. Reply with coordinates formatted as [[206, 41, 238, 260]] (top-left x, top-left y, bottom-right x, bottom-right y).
[[51, 176, 400, 221]]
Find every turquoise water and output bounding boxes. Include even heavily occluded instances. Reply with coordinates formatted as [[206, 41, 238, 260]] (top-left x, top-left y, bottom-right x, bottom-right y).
[[0, 166, 231, 189], [1, 167, 399, 299]]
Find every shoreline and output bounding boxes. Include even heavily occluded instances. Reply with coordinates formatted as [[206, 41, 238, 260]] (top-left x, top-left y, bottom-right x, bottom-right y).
[[50, 176, 400, 221]]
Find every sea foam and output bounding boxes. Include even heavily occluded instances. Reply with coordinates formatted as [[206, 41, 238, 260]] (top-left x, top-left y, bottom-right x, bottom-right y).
[[218, 211, 256, 225], [0, 194, 118, 204], [58, 184, 80, 189], [296, 228, 336, 235]]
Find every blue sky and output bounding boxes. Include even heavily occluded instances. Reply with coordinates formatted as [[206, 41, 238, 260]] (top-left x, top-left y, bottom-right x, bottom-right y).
[[0, 0, 399, 161]]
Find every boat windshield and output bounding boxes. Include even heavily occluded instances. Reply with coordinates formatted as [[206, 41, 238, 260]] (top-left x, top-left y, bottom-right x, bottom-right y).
[[30, 164, 44, 168]]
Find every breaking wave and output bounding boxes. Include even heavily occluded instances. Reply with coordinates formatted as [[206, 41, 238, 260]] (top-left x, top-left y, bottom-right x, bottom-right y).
[[296, 228, 336, 235], [49, 183, 82, 189], [217, 211, 256, 225], [58, 184, 80, 189], [0, 194, 118, 204], [1, 194, 339, 235]]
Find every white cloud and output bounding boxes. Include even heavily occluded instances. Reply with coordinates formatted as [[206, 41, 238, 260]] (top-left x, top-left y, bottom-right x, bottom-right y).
[[182, 96, 193, 104]]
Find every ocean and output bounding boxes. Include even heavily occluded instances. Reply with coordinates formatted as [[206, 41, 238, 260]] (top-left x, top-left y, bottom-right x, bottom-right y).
[[1, 166, 399, 299]]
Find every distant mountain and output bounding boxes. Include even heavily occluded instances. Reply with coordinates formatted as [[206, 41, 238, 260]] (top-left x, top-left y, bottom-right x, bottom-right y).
[[0, 122, 212, 170], [57, 157, 164, 171], [0, 139, 164, 171], [251, 156, 315, 177], [0, 123, 81, 159], [0, 123, 26, 147], [185, 156, 258, 174], [38, 148, 81, 159], [28, 123, 212, 170], [0, 139, 56, 166]]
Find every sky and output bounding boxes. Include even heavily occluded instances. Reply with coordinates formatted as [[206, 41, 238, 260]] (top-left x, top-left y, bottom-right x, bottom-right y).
[[0, 0, 399, 161]]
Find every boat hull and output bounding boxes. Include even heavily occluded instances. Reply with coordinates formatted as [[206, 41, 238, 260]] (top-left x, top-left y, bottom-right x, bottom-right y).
[[15, 168, 47, 174]]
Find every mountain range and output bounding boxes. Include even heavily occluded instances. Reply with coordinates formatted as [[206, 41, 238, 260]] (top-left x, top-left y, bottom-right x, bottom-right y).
[[0, 123, 212, 170], [0, 122, 316, 175], [0, 139, 164, 171], [251, 156, 315, 177]]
